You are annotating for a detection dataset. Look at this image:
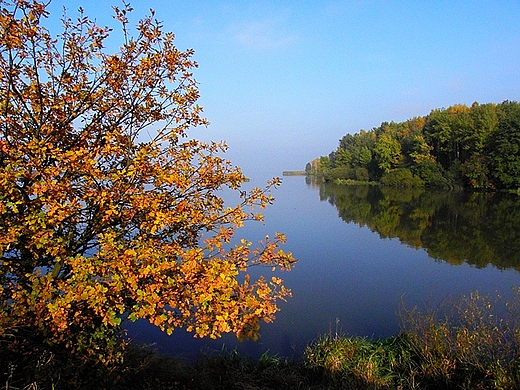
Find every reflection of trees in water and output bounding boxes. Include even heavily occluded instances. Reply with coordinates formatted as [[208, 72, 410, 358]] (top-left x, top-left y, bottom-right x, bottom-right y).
[[318, 182, 520, 271]]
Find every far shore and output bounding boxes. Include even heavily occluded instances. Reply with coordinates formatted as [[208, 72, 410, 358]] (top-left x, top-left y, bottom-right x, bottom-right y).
[[282, 170, 307, 176]]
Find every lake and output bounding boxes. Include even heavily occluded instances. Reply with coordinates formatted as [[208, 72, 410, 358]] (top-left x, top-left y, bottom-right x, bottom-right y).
[[125, 176, 520, 359]]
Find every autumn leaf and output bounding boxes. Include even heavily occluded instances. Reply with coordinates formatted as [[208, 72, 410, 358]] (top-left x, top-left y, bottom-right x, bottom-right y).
[[0, 0, 295, 368]]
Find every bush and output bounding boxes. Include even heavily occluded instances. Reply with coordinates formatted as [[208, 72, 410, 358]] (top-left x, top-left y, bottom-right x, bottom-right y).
[[381, 168, 424, 187], [305, 334, 406, 389], [400, 288, 520, 389], [355, 167, 370, 182], [412, 160, 452, 188], [323, 167, 354, 181], [461, 156, 493, 189]]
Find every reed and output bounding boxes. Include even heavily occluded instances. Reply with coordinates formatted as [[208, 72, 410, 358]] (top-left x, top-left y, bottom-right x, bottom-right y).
[[399, 288, 520, 389]]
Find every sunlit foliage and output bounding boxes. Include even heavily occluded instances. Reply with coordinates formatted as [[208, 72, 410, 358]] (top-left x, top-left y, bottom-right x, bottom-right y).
[[0, 0, 294, 369], [312, 101, 520, 190]]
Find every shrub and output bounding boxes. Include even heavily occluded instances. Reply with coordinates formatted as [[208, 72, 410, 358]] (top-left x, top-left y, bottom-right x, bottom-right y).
[[305, 334, 410, 389], [412, 160, 452, 188], [323, 167, 354, 182], [355, 167, 370, 182], [381, 168, 424, 187]]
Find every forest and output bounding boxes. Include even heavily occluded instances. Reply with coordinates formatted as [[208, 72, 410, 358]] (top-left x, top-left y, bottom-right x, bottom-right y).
[[307, 101, 520, 190]]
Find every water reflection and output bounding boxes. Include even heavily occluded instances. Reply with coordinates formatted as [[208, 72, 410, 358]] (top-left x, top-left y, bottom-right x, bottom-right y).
[[126, 177, 520, 360], [316, 181, 520, 271]]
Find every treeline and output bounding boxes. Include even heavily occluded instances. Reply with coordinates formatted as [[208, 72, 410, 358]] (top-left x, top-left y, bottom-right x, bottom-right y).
[[307, 101, 520, 190]]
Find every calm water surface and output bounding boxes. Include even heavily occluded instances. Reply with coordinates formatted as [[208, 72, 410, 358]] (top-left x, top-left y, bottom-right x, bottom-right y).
[[126, 176, 520, 359]]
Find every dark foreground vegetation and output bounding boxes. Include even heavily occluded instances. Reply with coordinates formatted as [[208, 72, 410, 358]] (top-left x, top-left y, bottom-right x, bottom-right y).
[[308, 101, 520, 191], [3, 288, 520, 389]]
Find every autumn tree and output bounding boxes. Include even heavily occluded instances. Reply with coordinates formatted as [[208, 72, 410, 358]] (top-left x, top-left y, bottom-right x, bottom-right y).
[[0, 0, 294, 372]]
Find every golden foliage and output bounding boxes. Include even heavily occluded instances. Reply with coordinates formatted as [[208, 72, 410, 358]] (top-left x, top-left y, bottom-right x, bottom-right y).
[[0, 0, 294, 363]]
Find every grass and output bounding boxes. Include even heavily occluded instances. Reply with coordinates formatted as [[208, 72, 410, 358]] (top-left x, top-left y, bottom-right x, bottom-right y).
[[398, 289, 520, 389], [304, 334, 409, 389], [105, 345, 327, 390], [3, 288, 520, 389]]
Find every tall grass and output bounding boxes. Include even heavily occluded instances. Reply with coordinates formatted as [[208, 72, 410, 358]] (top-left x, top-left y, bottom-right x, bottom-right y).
[[3, 288, 520, 389], [304, 333, 411, 389], [303, 288, 520, 389], [399, 288, 520, 389]]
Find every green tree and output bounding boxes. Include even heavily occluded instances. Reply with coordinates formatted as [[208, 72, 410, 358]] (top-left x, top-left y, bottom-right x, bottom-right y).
[[451, 104, 474, 162], [319, 155, 332, 170], [461, 156, 491, 189], [339, 131, 376, 168], [412, 160, 451, 188], [374, 132, 402, 173], [423, 108, 456, 168], [408, 134, 434, 165], [335, 147, 352, 167], [488, 101, 520, 188], [357, 145, 373, 166], [468, 102, 498, 156]]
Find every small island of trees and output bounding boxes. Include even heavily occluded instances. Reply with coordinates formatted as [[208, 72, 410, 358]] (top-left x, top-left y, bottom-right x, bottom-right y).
[[307, 101, 520, 191]]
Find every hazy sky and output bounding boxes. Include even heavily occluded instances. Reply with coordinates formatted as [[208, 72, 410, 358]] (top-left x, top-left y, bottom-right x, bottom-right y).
[[46, 1, 520, 181]]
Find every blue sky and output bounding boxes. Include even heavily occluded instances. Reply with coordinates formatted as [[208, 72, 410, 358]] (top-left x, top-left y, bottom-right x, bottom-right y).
[[46, 1, 520, 181]]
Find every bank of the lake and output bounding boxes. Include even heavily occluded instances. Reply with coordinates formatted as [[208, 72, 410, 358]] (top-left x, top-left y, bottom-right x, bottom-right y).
[[8, 286, 519, 389]]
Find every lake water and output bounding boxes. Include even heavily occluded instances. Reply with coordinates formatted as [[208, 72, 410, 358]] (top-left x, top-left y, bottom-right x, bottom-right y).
[[125, 176, 520, 359]]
